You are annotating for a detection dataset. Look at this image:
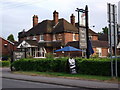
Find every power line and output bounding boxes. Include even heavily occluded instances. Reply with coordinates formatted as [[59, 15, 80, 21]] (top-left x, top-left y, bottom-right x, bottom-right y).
[[0, 0, 48, 11]]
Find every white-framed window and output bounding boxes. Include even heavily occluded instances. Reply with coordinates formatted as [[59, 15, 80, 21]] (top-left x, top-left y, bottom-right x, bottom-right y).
[[39, 34, 44, 41], [96, 48, 102, 57], [27, 37, 30, 40], [33, 36, 37, 40], [89, 36, 92, 40], [73, 33, 76, 41], [53, 34, 56, 41]]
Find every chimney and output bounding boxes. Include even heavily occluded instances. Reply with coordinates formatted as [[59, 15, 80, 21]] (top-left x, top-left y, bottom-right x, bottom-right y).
[[53, 10, 59, 25], [70, 14, 75, 26], [33, 15, 38, 27]]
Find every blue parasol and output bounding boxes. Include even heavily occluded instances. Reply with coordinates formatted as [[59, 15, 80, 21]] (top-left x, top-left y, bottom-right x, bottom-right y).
[[55, 46, 83, 52]]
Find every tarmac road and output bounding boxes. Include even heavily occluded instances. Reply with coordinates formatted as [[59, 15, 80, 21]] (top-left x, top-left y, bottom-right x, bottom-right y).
[[1, 68, 120, 90], [2, 78, 75, 88]]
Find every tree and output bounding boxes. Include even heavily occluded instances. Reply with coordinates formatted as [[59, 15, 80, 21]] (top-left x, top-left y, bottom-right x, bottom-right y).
[[98, 26, 108, 34], [102, 26, 108, 34], [7, 34, 15, 42]]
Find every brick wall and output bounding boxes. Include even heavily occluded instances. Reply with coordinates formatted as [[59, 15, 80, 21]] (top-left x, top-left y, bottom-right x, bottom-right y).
[[92, 35, 98, 40], [102, 48, 108, 57], [0, 37, 15, 56], [64, 33, 73, 44], [44, 34, 52, 41]]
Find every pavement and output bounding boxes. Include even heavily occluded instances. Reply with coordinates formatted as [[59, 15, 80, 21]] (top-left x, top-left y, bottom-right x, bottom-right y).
[[1, 68, 120, 89]]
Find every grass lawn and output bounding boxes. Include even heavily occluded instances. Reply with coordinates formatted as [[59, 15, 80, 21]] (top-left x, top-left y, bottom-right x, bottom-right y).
[[13, 71, 120, 83]]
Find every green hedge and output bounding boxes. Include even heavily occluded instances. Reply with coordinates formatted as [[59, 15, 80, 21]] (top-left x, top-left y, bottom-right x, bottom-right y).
[[0, 61, 10, 67], [12, 58, 69, 73], [12, 58, 120, 76]]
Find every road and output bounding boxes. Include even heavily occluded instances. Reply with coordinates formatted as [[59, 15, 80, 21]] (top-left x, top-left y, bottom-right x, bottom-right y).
[[2, 78, 75, 88], [2, 68, 119, 89]]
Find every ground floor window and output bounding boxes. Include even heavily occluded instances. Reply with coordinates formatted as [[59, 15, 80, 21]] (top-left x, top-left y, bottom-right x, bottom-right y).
[[27, 47, 46, 58], [96, 48, 102, 57]]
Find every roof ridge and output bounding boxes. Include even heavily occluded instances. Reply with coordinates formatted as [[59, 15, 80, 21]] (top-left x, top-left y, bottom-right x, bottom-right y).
[[0, 36, 14, 45]]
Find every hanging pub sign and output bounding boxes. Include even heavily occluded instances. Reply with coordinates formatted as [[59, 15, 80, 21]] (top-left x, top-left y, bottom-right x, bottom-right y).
[[13, 51, 25, 61], [68, 58, 77, 74], [79, 28, 87, 49]]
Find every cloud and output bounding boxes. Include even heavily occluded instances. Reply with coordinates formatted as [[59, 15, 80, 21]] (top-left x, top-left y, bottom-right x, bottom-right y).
[[1, 0, 120, 40]]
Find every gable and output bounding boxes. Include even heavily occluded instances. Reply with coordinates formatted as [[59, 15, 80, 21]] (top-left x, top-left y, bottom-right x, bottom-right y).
[[17, 40, 31, 48], [117, 42, 120, 48]]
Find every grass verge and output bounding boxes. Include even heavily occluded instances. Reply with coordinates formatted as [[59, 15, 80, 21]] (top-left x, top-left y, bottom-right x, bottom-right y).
[[13, 71, 120, 83]]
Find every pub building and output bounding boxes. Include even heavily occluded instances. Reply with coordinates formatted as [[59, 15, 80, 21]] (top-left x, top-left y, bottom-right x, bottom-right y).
[[17, 11, 109, 58]]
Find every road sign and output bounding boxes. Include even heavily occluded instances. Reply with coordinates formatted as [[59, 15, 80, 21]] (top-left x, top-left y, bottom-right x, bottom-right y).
[[107, 3, 118, 77], [108, 3, 118, 47]]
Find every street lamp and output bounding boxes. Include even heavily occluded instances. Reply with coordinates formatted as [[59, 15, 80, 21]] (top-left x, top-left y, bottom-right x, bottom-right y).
[[75, 5, 90, 59]]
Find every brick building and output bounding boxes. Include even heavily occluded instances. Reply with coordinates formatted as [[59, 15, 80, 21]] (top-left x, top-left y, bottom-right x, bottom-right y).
[[0, 37, 15, 58], [18, 11, 109, 58]]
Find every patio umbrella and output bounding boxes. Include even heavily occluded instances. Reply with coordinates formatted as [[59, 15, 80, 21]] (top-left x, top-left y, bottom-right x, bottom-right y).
[[55, 46, 83, 52], [55, 46, 83, 57]]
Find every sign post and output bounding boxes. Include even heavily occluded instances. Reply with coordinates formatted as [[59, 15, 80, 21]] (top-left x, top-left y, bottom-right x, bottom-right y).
[[75, 7, 88, 58], [10, 51, 25, 71], [107, 3, 118, 77], [13, 51, 25, 61]]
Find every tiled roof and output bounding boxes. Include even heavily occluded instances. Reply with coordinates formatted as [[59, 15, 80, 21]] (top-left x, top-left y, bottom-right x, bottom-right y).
[[91, 40, 108, 48], [20, 19, 78, 37], [52, 19, 78, 33], [38, 41, 62, 47], [19, 18, 98, 37], [25, 40, 38, 46], [75, 23, 98, 36], [98, 34, 108, 41], [26, 20, 53, 36], [66, 40, 109, 48]]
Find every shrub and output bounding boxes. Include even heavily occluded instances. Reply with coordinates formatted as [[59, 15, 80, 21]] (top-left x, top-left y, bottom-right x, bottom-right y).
[[12, 58, 120, 76], [45, 53, 54, 58], [0, 61, 10, 67]]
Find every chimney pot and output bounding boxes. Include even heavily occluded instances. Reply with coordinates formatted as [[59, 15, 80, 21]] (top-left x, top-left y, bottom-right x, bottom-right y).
[[70, 14, 75, 26], [53, 10, 59, 25], [33, 15, 38, 27]]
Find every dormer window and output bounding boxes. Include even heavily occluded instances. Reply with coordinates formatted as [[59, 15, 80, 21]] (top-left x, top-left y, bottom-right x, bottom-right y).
[[39, 34, 44, 41]]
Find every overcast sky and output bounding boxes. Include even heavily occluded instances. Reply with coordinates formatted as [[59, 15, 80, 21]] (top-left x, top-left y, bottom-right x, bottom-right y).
[[0, 0, 119, 41]]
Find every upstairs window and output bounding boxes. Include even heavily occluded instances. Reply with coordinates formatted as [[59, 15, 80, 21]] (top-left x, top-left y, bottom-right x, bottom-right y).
[[53, 34, 56, 41], [89, 36, 92, 40], [27, 37, 30, 40], [39, 34, 44, 41], [33, 36, 37, 40], [73, 33, 76, 41]]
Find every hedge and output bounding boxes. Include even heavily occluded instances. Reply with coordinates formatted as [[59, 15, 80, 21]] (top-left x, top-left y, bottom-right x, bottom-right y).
[[0, 61, 10, 67], [12, 58, 120, 76]]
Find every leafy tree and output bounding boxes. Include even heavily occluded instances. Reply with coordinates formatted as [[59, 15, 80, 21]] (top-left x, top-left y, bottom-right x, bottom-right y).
[[98, 26, 108, 34], [7, 34, 15, 42], [102, 26, 108, 34]]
